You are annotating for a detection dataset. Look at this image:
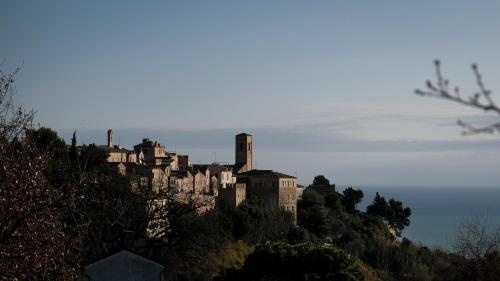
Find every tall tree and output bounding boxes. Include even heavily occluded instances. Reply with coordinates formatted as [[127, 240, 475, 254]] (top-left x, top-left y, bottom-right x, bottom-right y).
[[0, 65, 71, 279], [386, 199, 411, 237], [297, 188, 330, 238], [341, 187, 364, 214], [216, 242, 364, 281], [366, 192, 389, 218], [313, 175, 330, 186]]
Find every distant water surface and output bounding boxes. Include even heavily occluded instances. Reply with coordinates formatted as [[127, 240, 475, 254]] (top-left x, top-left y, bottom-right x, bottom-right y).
[[355, 186, 500, 249]]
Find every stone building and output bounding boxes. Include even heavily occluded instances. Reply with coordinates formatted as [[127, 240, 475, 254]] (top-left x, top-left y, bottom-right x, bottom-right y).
[[218, 183, 246, 208], [133, 138, 169, 165], [99, 129, 298, 222], [192, 169, 208, 195], [208, 164, 235, 189], [192, 164, 211, 194], [102, 130, 137, 163], [237, 169, 298, 223], [169, 170, 194, 193], [177, 155, 191, 170]]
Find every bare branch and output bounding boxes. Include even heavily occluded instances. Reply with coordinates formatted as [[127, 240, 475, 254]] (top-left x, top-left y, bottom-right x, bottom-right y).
[[415, 60, 500, 135]]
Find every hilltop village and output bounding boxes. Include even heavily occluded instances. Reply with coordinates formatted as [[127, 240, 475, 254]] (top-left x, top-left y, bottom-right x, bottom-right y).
[[94, 130, 299, 220]]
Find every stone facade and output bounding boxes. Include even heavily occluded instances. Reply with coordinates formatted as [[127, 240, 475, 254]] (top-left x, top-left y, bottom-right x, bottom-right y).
[[234, 133, 252, 173], [218, 183, 246, 208], [237, 170, 297, 223], [133, 138, 168, 165], [177, 155, 191, 170], [208, 164, 235, 189], [99, 129, 298, 221], [169, 170, 194, 193]]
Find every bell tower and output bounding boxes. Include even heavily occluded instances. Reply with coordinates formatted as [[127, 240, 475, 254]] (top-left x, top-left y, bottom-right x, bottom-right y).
[[235, 133, 252, 172], [107, 129, 113, 148]]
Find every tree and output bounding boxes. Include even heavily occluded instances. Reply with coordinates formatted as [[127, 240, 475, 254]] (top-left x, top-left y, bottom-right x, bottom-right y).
[[366, 193, 411, 237], [297, 188, 330, 238], [29, 127, 69, 188], [341, 187, 364, 213], [224, 197, 294, 243], [137, 190, 225, 281], [367, 192, 389, 218], [453, 216, 500, 281], [68, 130, 78, 171], [216, 242, 364, 281], [386, 199, 411, 237], [415, 60, 500, 135], [0, 65, 71, 279], [313, 175, 330, 186]]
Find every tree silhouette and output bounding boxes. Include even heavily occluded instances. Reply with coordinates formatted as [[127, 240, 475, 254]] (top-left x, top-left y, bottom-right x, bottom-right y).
[[312, 175, 330, 186]]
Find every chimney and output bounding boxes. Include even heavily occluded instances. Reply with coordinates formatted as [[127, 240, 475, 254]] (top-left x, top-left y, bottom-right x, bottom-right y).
[[107, 129, 113, 148]]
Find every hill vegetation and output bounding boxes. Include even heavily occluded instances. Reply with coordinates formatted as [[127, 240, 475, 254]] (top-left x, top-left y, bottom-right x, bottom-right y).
[[1, 68, 499, 281]]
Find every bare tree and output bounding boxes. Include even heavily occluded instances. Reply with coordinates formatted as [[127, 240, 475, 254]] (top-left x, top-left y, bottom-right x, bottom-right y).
[[453, 216, 500, 281], [415, 60, 500, 135], [455, 216, 500, 260], [0, 62, 34, 139], [0, 65, 71, 280]]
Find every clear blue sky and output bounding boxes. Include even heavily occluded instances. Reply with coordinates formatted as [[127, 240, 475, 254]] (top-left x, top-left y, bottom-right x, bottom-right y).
[[2, 1, 500, 187]]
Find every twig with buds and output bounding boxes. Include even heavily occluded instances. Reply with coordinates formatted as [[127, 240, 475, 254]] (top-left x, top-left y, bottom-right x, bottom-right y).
[[415, 60, 500, 135]]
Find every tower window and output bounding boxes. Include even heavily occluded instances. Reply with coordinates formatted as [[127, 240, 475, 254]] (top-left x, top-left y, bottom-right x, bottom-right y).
[[239, 143, 244, 151], [248, 143, 251, 150]]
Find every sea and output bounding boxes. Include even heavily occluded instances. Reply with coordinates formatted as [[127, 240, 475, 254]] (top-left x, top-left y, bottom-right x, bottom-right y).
[[354, 186, 500, 250]]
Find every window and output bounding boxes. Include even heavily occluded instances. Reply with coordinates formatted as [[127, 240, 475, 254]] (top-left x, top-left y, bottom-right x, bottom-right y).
[[239, 143, 244, 151], [248, 143, 251, 150]]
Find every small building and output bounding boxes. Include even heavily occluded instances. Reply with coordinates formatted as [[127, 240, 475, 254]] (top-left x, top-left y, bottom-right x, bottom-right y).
[[78, 250, 164, 281], [192, 169, 208, 194], [177, 155, 191, 170], [218, 183, 246, 208], [208, 164, 235, 189], [237, 169, 298, 223], [103, 130, 137, 163], [133, 138, 168, 165], [192, 164, 212, 193], [169, 170, 194, 193]]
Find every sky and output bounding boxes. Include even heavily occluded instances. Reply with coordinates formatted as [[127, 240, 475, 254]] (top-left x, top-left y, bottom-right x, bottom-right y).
[[1, 1, 500, 187]]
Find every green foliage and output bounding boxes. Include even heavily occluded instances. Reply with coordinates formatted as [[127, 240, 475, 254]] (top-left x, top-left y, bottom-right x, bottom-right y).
[[386, 199, 411, 237], [209, 241, 254, 277], [325, 191, 343, 212], [366, 193, 388, 218], [220, 197, 294, 243], [8, 125, 476, 281], [153, 205, 225, 281], [216, 242, 364, 281], [313, 175, 330, 185], [29, 127, 69, 187], [69, 130, 78, 169], [297, 188, 331, 238], [366, 193, 411, 237], [341, 187, 364, 214]]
